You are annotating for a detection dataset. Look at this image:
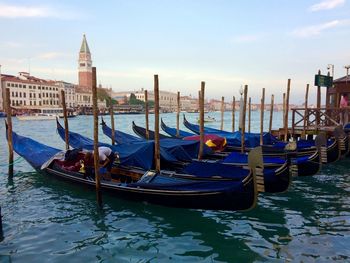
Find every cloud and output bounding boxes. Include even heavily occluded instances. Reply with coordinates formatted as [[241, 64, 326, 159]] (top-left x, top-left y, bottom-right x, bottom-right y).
[[291, 19, 350, 37], [230, 34, 260, 43], [37, 52, 74, 60], [0, 3, 81, 19], [309, 0, 345, 12]]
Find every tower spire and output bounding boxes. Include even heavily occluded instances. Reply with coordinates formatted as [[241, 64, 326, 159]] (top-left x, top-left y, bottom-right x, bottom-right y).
[[78, 34, 93, 89]]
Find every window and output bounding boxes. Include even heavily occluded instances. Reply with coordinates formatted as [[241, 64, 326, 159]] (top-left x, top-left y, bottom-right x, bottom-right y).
[[80, 63, 85, 67], [15, 92, 18, 97], [34, 101, 36, 106], [12, 91, 14, 97], [33, 94, 36, 98], [30, 101, 32, 106], [29, 86, 32, 89], [19, 84, 22, 88], [39, 94, 41, 98], [7, 83, 10, 87], [23, 85, 26, 88], [15, 84, 18, 87], [19, 92, 22, 98], [29, 93, 32, 98], [24, 93, 26, 98], [24, 101, 26, 106], [11, 83, 14, 87], [39, 101, 41, 106]]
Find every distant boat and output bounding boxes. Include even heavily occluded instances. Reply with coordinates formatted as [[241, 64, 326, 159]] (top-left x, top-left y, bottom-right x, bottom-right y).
[[0, 112, 6, 118], [197, 116, 216, 123], [17, 113, 58, 121]]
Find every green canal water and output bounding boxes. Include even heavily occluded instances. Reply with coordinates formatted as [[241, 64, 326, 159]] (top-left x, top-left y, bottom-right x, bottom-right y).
[[0, 112, 349, 262]]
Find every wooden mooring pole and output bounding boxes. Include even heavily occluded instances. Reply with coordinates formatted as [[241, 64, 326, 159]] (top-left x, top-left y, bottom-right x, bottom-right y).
[[241, 85, 248, 153], [198, 82, 205, 159], [220, 96, 224, 131], [260, 88, 265, 145], [6, 88, 13, 177], [232, 96, 235, 132], [303, 84, 309, 138], [60, 90, 69, 150], [248, 97, 251, 133], [0, 206, 3, 241], [316, 70, 321, 127], [284, 79, 291, 141], [92, 67, 102, 207], [176, 91, 180, 137], [109, 102, 116, 145], [154, 75, 161, 172], [269, 94, 274, 133], [144, 90, 150, 140], [282, 93, 286, 141]]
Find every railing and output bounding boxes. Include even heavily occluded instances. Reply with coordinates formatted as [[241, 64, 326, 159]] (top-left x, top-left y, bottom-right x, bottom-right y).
[[291, 107, 347, 134]]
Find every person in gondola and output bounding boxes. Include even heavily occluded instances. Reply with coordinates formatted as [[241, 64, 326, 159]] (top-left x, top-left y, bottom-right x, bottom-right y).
[[84, 147, 119, 181], [340, 93, 349, 125]]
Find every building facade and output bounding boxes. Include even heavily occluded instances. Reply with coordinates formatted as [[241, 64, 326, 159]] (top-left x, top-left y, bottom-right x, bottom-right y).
[[56, 81, 77, 108], [1, 72, 61, 111], [134, 89, 178, 111], [75, 87, 92, 107]]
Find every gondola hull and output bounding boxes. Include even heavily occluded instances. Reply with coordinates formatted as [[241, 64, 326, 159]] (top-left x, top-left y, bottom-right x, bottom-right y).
[[45, 163, 257, 211]]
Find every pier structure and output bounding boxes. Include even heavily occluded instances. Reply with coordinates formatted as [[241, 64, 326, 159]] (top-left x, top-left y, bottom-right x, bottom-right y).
[[272, 72, 350, 139]]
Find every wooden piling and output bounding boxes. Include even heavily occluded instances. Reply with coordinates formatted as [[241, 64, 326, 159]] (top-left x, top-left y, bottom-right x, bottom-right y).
[[92, 67, 102, 207], [176, 91, 180, 137], [260, 88, 265, 145], [154, 75, 161, 172], [269, 94, 274, 133], [0, 206, 3, 240], [248, 97, 251, 133], [5, 88, 13, 177], [144, 90, 150, 140], [316, 70, 321, 127], [284, 79, 291, 141], [109, 102, 115, 145], [60, 90, 69, 150], [303, 84, 309, 137], [232, 96, 235, 132], [198, 82, 205, 159], [282, 93, 286, 141], [241, 85, 248, 153], [220, 96, 224, 131]]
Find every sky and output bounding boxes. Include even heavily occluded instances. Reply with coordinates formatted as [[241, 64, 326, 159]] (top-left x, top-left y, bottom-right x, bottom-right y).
[[0, 0, 350, 104]]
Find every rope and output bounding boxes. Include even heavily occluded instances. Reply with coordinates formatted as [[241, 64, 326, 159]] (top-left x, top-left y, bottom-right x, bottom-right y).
[[0, 156, 24, 167]]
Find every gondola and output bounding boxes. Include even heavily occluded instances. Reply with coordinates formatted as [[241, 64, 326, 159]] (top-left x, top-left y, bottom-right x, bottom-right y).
[[183, 115, 343, 163], [60, 120, 291, 193], [130, 120, 321, 177], [7, 125, 259, 211]]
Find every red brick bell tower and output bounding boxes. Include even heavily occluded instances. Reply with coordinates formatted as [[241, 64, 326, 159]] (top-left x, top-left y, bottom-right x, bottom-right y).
[[78, 34, 92, 90]]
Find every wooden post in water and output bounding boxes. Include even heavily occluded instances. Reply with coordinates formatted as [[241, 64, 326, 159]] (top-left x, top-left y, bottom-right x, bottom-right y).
[[109, 101, 115, 145], [5, 88, 13, 177], [282, 93, 286, 141], [269, 94, 274, 133], [60, 90, 69, 150], [232, 96, 235, 132], [220, 96, 224, 131], [0, 206, 3, 241], [154, 75, 161, 172], [248, 97, 251, 133], [303, 84, 310, 138], [198, 82, 205, 160], [176, 91, 180, 137], [260, 88, 265, 145], [144, 90, 150, 140], [316, 70, 321, 127], [92, 67, 102, 207], [284, 79, 291, 141], [241, 85, 248, 153]]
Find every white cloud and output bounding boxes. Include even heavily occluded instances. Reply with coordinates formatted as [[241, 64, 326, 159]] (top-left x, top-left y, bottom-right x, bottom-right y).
[[37, 52, 74, 60], [291, 20, 350, 38], [230, 34, 260, 43], [309, 0, 345, 12], [0, 3, 81, 19]]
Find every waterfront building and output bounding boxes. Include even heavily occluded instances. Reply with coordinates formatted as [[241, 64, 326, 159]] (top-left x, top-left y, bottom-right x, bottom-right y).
[[75, 87, 92, 107], [0, 72, 61, 111], [134, 88, 178, 112], [56, 81, 77, 108], [180, 95, 199, 112]]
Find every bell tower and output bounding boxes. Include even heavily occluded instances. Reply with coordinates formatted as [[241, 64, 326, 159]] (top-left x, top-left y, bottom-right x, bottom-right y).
[[78, 34, 92, 89]]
